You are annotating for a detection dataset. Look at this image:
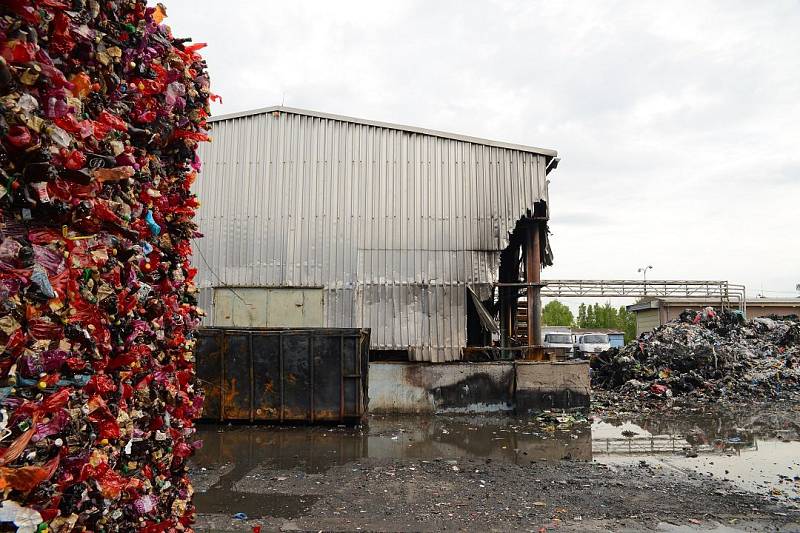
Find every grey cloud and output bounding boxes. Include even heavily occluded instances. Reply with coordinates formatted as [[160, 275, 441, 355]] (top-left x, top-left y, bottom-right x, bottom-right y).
[[164, 0, 800, 296], [551, 212, 614, 228]]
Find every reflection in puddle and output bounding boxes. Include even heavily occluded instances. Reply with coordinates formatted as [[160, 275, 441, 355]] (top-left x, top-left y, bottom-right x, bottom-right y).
[[191, 407, 800, 518], [192, 427, 321, 519], [192, 416, 591, 518], [593, 408, 800, 503]]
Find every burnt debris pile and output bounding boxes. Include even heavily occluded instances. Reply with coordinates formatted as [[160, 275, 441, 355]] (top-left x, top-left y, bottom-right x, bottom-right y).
[[592, 309, 800, 403]]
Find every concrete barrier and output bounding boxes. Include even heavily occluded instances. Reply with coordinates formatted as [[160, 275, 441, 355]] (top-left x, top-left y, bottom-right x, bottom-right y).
[[368, 360, 590, 414], [515, 361, 590, 413], [368, 362, 514, 414]]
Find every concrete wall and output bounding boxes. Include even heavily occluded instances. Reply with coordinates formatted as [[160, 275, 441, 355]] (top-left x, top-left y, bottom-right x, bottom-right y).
[[515, 361, 590, 413], [369, 362, 515, 414], [368, 361, 590, 414], [748, 305, 800, 318]]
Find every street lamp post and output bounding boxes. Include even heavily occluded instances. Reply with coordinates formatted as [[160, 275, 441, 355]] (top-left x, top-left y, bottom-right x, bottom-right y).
[[638, 265, 653, 294]]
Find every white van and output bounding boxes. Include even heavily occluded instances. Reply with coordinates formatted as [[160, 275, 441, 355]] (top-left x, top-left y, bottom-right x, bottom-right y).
[[543, 332, 575, 356], [574, 333, 611, 359]]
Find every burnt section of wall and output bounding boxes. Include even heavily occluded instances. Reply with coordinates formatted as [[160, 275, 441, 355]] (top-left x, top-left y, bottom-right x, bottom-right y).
[[515, 389, 591, 413], [368, 361, 589, 414], [495, 200, 551, 359], [430, 372, 515, 411]]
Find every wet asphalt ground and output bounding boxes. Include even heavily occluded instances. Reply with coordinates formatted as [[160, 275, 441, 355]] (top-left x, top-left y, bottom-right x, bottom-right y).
[[190, 403, 800, 532]]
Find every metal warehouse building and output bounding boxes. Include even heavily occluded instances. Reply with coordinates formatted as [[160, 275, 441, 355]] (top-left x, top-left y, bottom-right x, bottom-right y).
[[194, 106, 559, 362]]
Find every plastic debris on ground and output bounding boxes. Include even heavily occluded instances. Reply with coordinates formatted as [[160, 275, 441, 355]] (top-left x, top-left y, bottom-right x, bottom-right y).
[[592, 308, 800, 407], [534, 410, 588, 432], [0, 1, 211, 531]]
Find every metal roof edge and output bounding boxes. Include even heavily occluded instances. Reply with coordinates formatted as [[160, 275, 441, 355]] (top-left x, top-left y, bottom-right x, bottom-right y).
[[627, 297, 800, 308], [207, 105, 558, 158], [572, 328, 625, 334], [627, 300, 660, 312], [654, 297, 800, 305]]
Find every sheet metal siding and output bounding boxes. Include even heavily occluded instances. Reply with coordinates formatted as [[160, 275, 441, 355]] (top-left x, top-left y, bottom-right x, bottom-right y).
[[195, 111, 549, 361], [208, 106, 558, 158]]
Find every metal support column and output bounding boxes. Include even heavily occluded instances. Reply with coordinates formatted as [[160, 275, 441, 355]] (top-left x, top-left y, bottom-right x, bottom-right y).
[[499, 288, 507, 353], [525, 220, 543, 357]]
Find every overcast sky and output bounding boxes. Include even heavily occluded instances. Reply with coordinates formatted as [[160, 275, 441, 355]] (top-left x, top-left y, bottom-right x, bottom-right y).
[[165, 0, 800, 305]]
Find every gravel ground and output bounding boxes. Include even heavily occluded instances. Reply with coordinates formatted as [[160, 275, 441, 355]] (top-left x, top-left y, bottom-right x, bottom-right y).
[[193, 455, 800, 532], [191, 404, 800, 532]]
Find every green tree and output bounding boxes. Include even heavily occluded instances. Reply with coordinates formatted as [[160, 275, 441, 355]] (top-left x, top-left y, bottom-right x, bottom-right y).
[[618, 305, 637, 343], [585, 304, 596, 327], [577, 303, 587, 326], [575, 301, 638, 343], [594, 303, 618, 328], [541, 300, 574, 326]]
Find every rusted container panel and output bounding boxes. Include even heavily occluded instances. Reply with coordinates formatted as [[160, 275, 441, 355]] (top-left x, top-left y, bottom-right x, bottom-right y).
[[197, 328, 370, 423], [251, 333, 281, 419], [224, 333, 252, 420], [196, 330, 222, 421], [312, 334, 342, 420]]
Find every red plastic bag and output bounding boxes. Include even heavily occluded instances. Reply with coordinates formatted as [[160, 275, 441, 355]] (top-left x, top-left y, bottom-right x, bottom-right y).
[[4, 125, 33, 148]]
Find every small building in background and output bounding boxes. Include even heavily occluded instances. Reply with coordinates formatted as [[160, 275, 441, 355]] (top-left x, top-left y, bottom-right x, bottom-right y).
[[628, 297, 800, 336], [194, 106, 559, 362]]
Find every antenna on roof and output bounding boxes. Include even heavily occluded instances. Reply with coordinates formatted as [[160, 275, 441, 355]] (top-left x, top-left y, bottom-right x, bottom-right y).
[[281, 92, 286, 107]]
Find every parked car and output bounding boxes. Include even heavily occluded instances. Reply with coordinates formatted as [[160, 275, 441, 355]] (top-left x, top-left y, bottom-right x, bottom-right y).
[[543, 332, 575, 356], [574, 333, 610, 359]]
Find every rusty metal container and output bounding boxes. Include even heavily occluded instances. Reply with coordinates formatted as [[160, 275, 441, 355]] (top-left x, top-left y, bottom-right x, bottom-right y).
[[196, 328, 370, 423]]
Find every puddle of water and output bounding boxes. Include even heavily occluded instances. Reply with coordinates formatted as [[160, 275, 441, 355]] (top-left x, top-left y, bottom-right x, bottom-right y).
[[192, 429, 321, 519], [194, 489, 317, 520], [192, 416, 591, 518], [593, 407, 800, 504], [191, 406, 800, 518], [192, 415, 592, 472]]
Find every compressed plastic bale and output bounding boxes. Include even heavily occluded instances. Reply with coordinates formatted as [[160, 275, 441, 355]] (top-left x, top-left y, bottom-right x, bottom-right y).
[[0, 1, 211, 531]]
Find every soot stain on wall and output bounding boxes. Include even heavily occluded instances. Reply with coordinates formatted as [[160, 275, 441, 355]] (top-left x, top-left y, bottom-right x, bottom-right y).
[[431, 372, 514, 409]]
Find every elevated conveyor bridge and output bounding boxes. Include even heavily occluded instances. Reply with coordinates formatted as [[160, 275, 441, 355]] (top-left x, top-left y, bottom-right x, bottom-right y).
[[499, 279, 746, 348]]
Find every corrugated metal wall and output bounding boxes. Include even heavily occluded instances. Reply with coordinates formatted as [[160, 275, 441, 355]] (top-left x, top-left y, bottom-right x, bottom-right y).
[[194, 109, 552, 361]]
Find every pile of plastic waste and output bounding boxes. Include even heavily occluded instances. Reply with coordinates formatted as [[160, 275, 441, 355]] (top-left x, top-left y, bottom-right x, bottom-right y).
[[0, 1, 210, 531], [592, 308, 800, 404]]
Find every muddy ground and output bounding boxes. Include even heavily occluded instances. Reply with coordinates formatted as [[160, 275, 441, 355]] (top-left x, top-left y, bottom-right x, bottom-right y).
[[190, 404, 800, 532]]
